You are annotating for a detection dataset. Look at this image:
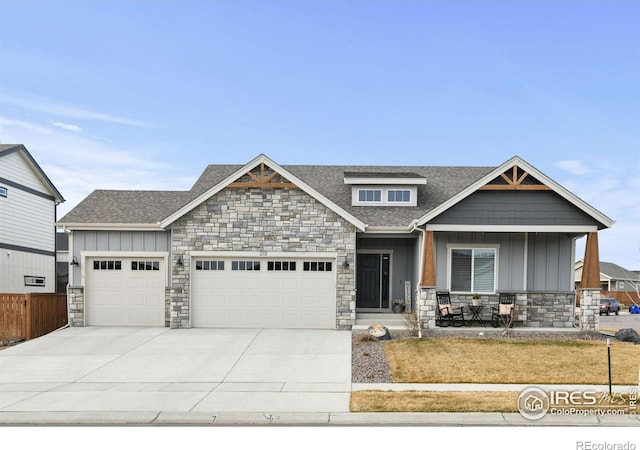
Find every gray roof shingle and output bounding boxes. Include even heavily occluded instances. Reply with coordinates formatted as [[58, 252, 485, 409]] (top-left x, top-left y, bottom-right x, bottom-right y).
[[58, 162, 496, 227]]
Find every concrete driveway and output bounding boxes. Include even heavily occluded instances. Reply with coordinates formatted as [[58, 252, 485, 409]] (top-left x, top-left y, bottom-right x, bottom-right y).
[[0, 327, 351, 423]]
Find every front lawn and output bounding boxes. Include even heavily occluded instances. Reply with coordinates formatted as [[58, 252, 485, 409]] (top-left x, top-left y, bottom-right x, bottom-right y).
[[384, 338, 639, 385]]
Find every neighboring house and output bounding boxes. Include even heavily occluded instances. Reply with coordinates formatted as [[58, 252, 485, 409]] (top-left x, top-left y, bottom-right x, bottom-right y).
[[575, 260, 639, 293], [0, 144, 65, 293], [57, 154, 613, 330], [56, 231, 69, 293]]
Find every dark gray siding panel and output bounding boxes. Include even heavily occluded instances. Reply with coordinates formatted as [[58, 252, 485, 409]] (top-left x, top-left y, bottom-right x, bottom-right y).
[[357, 237, 417, 302], [527, 233, 573, 291], [430, 191, 601, 226]]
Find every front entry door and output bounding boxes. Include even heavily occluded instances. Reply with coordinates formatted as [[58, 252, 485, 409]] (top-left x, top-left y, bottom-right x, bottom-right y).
[[356, 253, 390, 310]]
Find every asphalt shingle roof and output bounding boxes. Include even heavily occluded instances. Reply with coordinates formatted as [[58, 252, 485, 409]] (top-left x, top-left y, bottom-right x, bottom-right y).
[[58, 162, 496, 227], [600, 262, 639, 281]]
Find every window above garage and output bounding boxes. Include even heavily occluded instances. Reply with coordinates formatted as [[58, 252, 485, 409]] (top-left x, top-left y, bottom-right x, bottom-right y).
[[344, 172, 425, 207]]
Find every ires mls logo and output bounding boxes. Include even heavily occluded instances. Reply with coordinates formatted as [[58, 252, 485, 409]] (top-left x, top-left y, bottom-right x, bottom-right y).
[[518, 387, 550, 420]]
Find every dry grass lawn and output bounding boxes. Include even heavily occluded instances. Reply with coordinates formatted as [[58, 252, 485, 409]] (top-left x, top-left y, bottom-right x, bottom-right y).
[[384, 338, 639, 384], [351, 391, 519, 413]]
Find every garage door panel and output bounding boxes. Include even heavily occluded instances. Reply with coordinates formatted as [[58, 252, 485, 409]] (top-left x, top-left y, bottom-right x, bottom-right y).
[[191, 257, 336, 329], [86, 258, 165, 326]]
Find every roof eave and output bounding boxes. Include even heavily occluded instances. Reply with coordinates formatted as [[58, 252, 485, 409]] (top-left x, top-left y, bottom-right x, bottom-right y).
[[57, 222, 164, 231]]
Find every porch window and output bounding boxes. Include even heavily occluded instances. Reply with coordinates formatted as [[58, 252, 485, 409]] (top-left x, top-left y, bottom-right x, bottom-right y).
[[449, 248, 496, 293]]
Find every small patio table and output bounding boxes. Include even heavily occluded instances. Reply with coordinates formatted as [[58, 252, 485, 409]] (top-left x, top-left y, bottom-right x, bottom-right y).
[[467, 305, 485, 327]]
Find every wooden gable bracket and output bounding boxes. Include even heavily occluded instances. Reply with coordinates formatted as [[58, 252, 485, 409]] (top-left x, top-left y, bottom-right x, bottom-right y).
[[228, 163, 297, 189], [479, 165, 551, 191]]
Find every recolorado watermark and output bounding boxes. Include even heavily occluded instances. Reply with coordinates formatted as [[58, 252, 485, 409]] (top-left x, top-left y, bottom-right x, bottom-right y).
[[575, 442, 636, 450], [517, 387, 637, 420]]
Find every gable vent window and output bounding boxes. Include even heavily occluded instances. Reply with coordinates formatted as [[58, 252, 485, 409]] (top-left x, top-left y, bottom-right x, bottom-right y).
[[358, 189, 381, 203], [24, 276, 45, 286], [387, 190, 411, 203], [0, 186, 7, 197]]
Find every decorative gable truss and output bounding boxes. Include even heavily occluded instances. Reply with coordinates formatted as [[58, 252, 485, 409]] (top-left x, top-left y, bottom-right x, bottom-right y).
[[228, 163, 297, 189], [479, 165, 550, 191]]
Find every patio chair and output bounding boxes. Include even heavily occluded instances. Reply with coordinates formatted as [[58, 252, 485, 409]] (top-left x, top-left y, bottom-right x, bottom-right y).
[[436, 291, 465, 327], [491, 293, 516, 328]]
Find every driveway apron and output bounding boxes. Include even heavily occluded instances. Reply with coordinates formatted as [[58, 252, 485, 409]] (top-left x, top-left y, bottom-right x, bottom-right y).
[[0, 327, 352, 416]]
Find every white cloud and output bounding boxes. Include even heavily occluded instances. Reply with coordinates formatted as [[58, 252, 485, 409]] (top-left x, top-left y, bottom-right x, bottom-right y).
[[554, 159, 589, 175], [0, 115, 194, 218], [0, 90, 150, 127], [49, 121, 82, 132]]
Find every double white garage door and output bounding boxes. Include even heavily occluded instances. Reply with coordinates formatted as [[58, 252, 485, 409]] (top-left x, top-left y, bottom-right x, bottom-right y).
[[85, 255, 336, 329], [191, 257, 336, 329]]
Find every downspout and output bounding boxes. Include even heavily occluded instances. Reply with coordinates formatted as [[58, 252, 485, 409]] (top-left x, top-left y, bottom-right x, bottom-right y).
[[410, 220, 424, 339]]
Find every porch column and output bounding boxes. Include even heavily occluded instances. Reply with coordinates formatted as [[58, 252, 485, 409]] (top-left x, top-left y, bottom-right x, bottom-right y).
[[579, 232, 601, 332], [580, 232, 601, 289], [420, 230, 436, 287], [416, 287, 437, 330]]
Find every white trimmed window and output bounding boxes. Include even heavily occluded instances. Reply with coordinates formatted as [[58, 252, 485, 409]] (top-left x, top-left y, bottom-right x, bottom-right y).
[[449, 247, 497, 293], [617, 281, 625, 290], [24, 276, 45, 286], [387, 189, 411, 203], [358, 189, 382, 203]]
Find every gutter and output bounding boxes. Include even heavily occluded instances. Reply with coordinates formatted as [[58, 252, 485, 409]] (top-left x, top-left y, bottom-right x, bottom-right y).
[[409, 219, 424, 339]]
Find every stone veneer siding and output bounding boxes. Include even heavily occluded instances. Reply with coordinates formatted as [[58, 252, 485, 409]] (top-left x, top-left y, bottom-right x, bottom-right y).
[[418, 290, 577, 329], [169, 187, 357, 329], [67, 285, 84, 327]]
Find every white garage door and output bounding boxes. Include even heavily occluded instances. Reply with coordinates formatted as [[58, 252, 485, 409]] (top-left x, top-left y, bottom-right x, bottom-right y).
[[191, 257, 336, 329], [85, 258, 166, 326]]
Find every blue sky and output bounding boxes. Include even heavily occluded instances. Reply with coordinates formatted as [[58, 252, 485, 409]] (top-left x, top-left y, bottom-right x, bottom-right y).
[[0, 0, 638, 269]]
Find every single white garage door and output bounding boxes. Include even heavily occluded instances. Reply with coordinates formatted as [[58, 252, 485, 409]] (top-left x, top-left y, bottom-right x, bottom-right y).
[[191, 257, 336, 329], [85, 257, 166, 326]]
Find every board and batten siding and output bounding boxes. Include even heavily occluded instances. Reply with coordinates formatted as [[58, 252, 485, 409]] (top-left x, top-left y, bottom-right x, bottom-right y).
[[0, 183, 55, 252], [527, 232, 573, 292], [434, 232, 573, 293], [0, 151, 52, 193], [71, 230, 170, 281], [430, 191, 603, 227]]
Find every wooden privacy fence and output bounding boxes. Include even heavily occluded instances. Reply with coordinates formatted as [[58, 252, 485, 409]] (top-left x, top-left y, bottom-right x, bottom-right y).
[[0, 293, 68, 341], [576, 290, 640, 306]]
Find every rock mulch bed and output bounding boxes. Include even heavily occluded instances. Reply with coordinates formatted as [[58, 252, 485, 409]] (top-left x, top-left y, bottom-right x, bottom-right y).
[[352, 329, 616, 383]]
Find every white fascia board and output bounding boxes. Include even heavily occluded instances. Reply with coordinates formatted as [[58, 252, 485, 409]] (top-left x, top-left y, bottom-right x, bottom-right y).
[[362, 226, 414, 234], [344, 176, 427, 185], [57, 223, 164, 231], [425, 224, 599, 233], [415, 156, 615, 229], [160, 153, 367, 231]]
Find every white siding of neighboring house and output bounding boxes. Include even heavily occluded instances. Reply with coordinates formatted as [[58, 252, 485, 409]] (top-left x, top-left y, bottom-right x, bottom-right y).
[[0, 187, 55, 251], [0, 250, 55, 293], [0, 149, 58, 293], [0, 151, 50, 192]]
